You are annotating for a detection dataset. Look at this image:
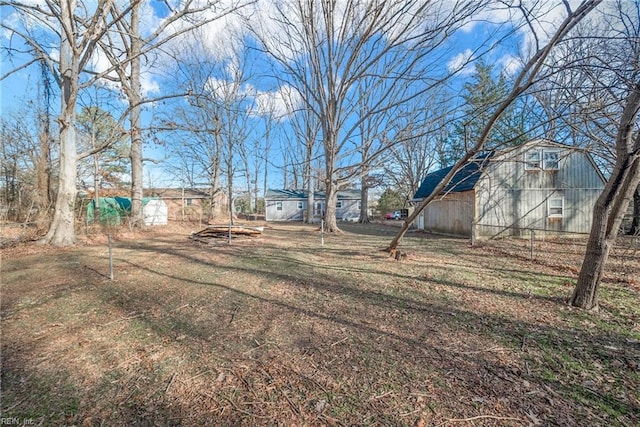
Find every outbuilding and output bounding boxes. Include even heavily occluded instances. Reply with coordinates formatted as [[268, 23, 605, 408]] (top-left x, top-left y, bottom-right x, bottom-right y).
[[412, 139, 606, 239], [86, 197, 168, 226]]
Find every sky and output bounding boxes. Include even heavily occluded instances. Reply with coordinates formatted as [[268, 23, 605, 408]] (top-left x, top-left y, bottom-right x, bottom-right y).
[[0, 0, 598, 191]]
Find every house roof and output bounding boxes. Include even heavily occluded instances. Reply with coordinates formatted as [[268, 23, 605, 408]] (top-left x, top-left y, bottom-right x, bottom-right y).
[[266, 189, 361, 200], [146, 188, 211, 199], [413, 153, 492, 200]]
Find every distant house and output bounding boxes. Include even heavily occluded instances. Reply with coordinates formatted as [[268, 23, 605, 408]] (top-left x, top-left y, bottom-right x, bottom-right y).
[[146, 188, 224, 222], [265, 189, 361, 222], [412, 139, 606, 239]]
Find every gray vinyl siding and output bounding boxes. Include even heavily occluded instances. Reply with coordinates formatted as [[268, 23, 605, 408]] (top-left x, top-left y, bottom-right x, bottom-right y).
[[264, 190, 361, 222], [415, 140, 605, 238], [475, 142, 605, 237], [265, 199, 305, 221], [337, 199, 360, 221]]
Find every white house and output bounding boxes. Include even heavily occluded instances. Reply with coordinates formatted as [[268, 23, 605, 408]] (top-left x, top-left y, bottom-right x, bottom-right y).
[[265, 189, 361, 222]]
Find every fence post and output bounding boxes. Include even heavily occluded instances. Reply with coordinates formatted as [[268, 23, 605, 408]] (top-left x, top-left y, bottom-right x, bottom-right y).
[[471, 221, 477, 246], [108, 232, 114, 280]]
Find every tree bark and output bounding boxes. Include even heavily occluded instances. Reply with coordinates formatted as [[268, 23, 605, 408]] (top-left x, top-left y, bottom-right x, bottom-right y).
[[306, 175, 315, 224], [570, 154, 640, 309], [570, 83, 640, 309], [41, 0, 78, 246], [629, 185, 640, 235], [129, 1, 143, 227], [35, 127, 52, 216], [324, 179, 340, 232], [359, 174, 370, 224]]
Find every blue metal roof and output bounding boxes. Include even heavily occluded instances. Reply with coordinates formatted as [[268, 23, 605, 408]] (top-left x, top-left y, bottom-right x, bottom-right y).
[[413, 153, 492, 200], [265, 189, 361, 200]]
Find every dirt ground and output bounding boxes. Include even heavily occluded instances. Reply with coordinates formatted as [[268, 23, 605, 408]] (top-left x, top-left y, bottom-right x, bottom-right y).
[[1, 221, 639, 426]]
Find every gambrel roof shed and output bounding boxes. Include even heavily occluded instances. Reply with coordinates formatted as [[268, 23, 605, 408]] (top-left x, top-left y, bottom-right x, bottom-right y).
[[412, 139, 606, 238], [413, 152, 493, 200]]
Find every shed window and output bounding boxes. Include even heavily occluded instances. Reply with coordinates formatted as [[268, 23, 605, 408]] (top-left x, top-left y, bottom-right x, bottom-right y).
[[185, 198, 193, 206], [357, 200, 362, 210], [276, 201, 283, 211], [525, 150, 541, 170], [297, 201, 304, 209], [336, 201, 343, 208], [548, 197, 564, 217], [543, 151, 559, 170]]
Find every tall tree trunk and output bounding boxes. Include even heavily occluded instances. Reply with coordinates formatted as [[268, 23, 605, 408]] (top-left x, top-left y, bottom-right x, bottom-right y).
[[629, 185, 640, 235], [210, 130, 222, 218], [34, 59, 53, 219], [228, 168, 234, 226], [570, 156, 640, 309], [41, 0, 78, 246], [570, 83, 640, 310], [246, 169, 253, 213], [304, 131, 315, 224], [306, 175, 315, 224], [323, 179, 339, 232], [210, 169, 221, 218], [93, 151, 101, 222], [35, 128, 51, 215], [359, 168, 370, 223], [129, 2, 143, 227], [263, 137, 269, 215], [224, 117, 234, 226]]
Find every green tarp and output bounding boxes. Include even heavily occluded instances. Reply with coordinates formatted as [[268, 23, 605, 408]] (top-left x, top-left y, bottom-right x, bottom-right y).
[[86, 197, 132, 225], [86, 197, 162, 225]]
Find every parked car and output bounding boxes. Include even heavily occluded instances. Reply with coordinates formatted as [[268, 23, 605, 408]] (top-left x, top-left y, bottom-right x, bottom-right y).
[[385, 210, 402, 220]]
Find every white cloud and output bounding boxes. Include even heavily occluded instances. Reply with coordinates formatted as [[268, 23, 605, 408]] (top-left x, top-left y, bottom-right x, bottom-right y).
[[496, 54, 523, 78], [251, 85, 300, 120], [141, 74, 160, 96], [447, 49, 474, 75], [483, 0, 592, 56]]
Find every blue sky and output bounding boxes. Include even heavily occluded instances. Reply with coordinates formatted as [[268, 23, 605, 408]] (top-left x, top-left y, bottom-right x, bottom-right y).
[[0, 0, 575, 191]]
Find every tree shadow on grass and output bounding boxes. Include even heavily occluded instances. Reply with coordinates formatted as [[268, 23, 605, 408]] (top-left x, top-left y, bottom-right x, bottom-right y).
[[2, 233, 639, 426], [104, 237, 639, 421]]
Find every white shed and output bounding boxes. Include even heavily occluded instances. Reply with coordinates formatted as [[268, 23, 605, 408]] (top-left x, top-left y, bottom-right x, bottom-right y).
[[143, 199, 168, 226]]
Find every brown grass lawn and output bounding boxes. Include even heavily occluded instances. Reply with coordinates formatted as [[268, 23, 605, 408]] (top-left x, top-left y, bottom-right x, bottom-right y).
[[1, 222, 639, 426]]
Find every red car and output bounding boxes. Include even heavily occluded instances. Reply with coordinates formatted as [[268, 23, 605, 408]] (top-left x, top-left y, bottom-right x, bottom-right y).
[[385, 211, 402, 220]]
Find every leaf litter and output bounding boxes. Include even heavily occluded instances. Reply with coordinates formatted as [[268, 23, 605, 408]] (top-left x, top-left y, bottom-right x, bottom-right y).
[[1, 222, 638, 425]]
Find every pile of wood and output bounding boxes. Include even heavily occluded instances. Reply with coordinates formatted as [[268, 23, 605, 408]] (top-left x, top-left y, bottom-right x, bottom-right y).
[[190, 225, 264, 242]]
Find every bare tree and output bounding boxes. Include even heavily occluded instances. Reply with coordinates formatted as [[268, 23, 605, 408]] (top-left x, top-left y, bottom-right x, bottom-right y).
[[1, 0, 124, 245], [247, 0, 487, 232], [33, 62, 56, 218], [0, 109, 55, 222], [97, 1, 245, 227], [279, 82, 322, 222], [383, 97, 451, 203], [631, 186, 640, 235], [386, 0, 603, 254], [160, 31, 257, 222], [352, 76, 405, 223], [567, 1, 640, 309], [1, 0, 249, 244]]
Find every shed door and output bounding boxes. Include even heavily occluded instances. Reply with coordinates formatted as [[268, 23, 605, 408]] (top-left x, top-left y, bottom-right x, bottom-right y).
[[417, 210, 424, 230]]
